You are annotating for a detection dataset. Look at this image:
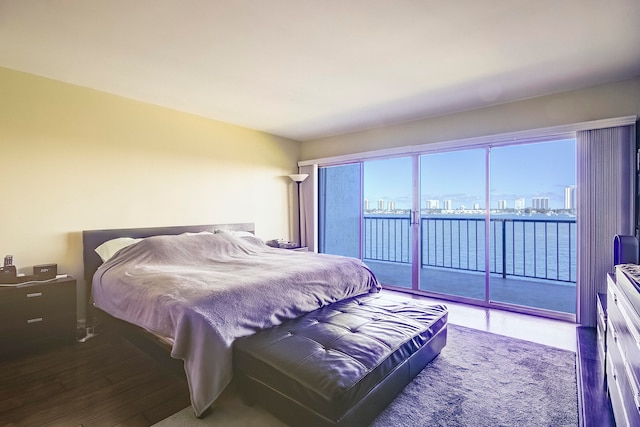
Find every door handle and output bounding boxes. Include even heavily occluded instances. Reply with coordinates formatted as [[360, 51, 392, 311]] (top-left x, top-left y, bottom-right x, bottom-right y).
[[410, 210, 420, 225]]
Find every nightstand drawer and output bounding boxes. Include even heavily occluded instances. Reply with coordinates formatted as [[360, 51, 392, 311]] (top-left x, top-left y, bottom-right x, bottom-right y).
[[0, 280, 75, 308], [0, 312, 76, 341], [0, 277, 77, 357]]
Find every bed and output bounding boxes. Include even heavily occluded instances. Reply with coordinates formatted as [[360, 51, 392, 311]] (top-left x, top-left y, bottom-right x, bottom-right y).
[[82, 223, 381, 417]]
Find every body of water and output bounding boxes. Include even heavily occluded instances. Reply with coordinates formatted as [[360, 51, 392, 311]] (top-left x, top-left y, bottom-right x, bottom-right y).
[[363, 213, 577, 283]]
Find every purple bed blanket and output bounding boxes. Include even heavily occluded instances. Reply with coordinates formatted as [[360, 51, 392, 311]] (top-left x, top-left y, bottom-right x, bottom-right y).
[[92, 232, 380, 416]]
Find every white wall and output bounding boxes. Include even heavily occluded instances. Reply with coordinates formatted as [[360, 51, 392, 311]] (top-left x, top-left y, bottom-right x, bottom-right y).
[[301, 77, 640, 160]]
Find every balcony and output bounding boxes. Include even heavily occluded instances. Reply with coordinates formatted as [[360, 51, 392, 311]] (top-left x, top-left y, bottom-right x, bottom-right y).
[[362, 214, 577, 315]]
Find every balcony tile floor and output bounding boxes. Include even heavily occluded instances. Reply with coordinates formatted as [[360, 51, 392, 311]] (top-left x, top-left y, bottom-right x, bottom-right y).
[[367, 260, 576, 315]]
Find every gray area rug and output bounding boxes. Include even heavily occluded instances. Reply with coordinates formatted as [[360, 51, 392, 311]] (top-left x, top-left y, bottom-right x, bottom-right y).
[[154, 324, 578, 427]]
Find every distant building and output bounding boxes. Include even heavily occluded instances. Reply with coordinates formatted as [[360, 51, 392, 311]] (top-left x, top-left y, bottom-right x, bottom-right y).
[[564, 186, 576, 210], [377, 199, 385, 210], [532, 197, 549, 210], [498, 200, 507, 210], [426, 199, 440, 209], [364, 199, 370, 210], [443, 200, 452, 210], [515, 198, 525, 210], [388, 201, 396, 211], [473, 203, 481, 210]]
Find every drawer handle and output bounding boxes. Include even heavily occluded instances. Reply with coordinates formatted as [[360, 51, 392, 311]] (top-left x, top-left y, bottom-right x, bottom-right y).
[[607, 356, 617, 381], [26, 292, 42, 298], [26, 317, 43, 324], [615, 296, 640, 348], [623, 356, 640, 411], [609, 321, 617, 342]]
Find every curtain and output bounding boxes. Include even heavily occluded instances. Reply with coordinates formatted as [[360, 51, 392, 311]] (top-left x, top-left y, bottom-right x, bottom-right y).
[[299, 164, 317, 251], [576, 125, 635, 326]]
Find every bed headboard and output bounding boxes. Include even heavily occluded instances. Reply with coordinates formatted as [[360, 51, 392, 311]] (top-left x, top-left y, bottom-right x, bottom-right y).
[[82, 223, 255, 319]]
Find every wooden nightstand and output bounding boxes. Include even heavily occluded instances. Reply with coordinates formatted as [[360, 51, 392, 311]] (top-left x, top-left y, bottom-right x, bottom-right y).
[[0, 276, 77, 357]]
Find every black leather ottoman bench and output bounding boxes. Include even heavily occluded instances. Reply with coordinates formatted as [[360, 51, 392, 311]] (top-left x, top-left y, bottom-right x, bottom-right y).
[[233, 293, 448, 426]]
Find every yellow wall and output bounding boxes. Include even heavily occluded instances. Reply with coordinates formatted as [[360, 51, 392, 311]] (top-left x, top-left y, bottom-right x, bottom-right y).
[[301, 77, 640, 160], [0, 67, 301, 319]]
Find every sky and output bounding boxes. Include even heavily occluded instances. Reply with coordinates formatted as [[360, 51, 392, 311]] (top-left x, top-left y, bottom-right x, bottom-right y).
[[363, 139, 576, 210]]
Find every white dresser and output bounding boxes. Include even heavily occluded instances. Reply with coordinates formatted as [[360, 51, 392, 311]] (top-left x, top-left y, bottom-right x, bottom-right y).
[[606, 268, 640, 426]]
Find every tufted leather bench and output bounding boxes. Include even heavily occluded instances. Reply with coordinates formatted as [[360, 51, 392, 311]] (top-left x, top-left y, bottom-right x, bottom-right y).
[[233, 293, 448, 426]]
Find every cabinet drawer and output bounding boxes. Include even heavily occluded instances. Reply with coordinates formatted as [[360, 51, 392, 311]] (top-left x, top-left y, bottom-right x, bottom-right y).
[[608, 285, 640, 346], [0, 309, 75, 334], [0, 296, 75, 321], [597, 328, 606, 373], [607, 349, 631, 427], [0, 313, 76, 342], [607, 324, 640, 426], [597, 292, 607, 372], [597, 292, 607, 330], [0, 279, 76, 321], [608, 317, 640, 392], [608, 289, 640, 372]]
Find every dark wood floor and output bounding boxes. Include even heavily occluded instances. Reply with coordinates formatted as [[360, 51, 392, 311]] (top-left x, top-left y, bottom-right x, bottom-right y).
[[0, 293, 612, 426], [0, 329, 190, 426], [576, 327, 615, 427]]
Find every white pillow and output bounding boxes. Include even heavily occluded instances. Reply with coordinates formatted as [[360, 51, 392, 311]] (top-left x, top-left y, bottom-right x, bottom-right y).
[[180, 231, 213, 236], [214, 229, 254, 238], [95, 237, 142, 262]]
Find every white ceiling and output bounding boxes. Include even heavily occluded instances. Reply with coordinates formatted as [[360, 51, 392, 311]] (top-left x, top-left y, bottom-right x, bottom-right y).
[[1, 1, 639, 141]]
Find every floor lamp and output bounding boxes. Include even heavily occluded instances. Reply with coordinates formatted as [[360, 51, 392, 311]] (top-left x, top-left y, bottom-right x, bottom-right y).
[[289, 173, 309, 247]]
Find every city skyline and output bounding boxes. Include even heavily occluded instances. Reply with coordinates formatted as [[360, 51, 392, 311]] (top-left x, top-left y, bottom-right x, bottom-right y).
[[365, 189, 574, 213], [363, 139, 576, 210]]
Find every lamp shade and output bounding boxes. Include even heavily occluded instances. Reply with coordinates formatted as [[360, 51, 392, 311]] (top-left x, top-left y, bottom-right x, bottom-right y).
[[288, 174, 309, 183]]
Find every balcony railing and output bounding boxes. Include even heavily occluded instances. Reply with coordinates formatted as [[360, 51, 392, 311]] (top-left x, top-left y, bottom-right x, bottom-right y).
[[363, 214, 576, 284]]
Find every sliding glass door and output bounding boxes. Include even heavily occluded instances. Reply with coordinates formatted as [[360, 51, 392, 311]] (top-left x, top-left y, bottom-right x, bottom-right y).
[[318, 157, 415, 288], [362, 157, 414, 289], [488, 140, 577, 314], [317, 138, 577, 318], [419, 149, 487, 301]]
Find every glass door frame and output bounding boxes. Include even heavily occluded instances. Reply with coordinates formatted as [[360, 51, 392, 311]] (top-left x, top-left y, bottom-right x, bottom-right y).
[[414, 148, 489, 305], [484, 147, 491, 305], [411, 155, 421, 292], [361, 155, 415, 289]]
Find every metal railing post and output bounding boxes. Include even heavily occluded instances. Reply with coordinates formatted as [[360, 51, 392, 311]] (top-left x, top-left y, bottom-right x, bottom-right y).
[[502, 220, 507, 278]]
